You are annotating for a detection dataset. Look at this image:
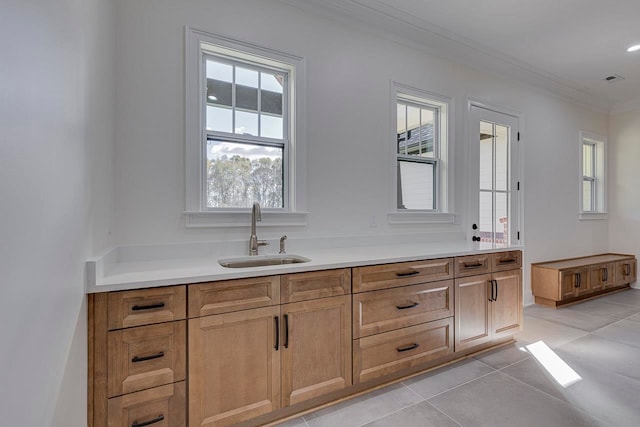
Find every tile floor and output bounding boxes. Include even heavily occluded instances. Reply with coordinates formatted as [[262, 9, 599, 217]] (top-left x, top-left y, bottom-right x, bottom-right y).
[[277, 289, 640, 427]]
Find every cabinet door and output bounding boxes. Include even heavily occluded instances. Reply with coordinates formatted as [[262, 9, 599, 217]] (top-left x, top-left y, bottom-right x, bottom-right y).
[[455, 274, 491, 351], [281, 295, 352, 406], [559, 270, 578, 300], [591, 263, 615, 291], [574, 268, 591, 297], [616, 259, 637, 286], [491, 270, 522, 339], [188, 306, 280, 427]]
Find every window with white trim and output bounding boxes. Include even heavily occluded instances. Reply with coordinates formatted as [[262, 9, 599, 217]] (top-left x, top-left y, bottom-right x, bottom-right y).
[[185, 28, 306, 226], [579, 132, 607, 217], [393, 85, 449, 213]]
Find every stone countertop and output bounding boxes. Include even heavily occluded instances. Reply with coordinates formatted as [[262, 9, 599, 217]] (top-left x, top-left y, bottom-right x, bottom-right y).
[[86, 241, 523, 293]]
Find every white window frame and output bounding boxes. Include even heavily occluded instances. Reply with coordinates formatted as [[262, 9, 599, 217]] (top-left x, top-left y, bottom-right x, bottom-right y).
[[579, 131, 607, 220], [388, 82, 455, 224], [184, 27, 307, 228]]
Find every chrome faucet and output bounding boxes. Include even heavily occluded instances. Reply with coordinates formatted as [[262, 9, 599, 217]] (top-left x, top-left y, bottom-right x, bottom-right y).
[[249, 202, 269, 255], [279, 235, 287, 254]]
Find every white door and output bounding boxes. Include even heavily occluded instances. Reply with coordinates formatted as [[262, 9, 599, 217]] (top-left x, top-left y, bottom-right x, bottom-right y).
[[469, 105, 521, 245]]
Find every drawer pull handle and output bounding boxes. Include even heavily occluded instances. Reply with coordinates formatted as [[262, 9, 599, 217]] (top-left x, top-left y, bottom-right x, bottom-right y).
[[132, 415, 164, 427], [397, 343, 420, 353], [131, 302, 165, 311], [464, 262, 483, 268], [396, 302, 420, 310], [396, 270, 420, 277], [132, 352, 165, 363], [499, 259, 517, 264]]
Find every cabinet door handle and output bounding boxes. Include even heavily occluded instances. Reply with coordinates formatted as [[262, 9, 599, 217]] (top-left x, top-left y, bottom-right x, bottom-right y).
[[396, 270, 420, 277], [602, 268, 608, 282], [284, 314, 289, 349], [131, 302, 165, 311], [131, 352, 164, 363], [499, 258, 517, 264], [494, 280, 499, 302], [396, 302, 420, 310], [464, 262, 484, 268], [488, 280, 494, 302], [625, 264, 631, 276], [274, 316, 279, 351], [397, 343, 420, 353], [132, 415, 164, 427], [574, 273, 580, 288]]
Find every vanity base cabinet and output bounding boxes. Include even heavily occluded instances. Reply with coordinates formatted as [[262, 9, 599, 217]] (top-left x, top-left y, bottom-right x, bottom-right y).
[[532, 254, 637, 307]]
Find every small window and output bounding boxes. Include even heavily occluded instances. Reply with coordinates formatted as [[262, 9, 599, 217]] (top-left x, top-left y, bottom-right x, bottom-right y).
[[394, 88, 448, 211], [579, 132, 607, 217]]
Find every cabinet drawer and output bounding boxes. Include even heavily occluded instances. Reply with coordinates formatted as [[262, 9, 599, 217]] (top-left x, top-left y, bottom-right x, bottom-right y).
[[353, 280, 453, 339], [454, 254, 491, 277], [353, 318, 453, 384], [107, 381, 185, 427], [188, 276, 280, 318], [108, 321, 186, 397], [353, 258, 453, 293], [108, 287, 186, 330], [491, 251, 522, 272], [281, 268, 350, 303]]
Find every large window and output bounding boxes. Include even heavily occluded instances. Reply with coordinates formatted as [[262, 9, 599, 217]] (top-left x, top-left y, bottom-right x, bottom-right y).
[[185, 28, 306, 226], [579, 132, 607, 217], [393, 85, 449, 213]]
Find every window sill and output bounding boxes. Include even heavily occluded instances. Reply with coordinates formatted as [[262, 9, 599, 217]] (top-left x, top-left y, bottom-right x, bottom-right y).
[[579, 212, 608, 221], [185, 211, 309, 228], [388, 211, 456, 225]]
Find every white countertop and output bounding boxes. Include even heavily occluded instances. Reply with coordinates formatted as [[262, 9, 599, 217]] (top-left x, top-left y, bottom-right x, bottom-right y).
[[86, 240, 523, 293]]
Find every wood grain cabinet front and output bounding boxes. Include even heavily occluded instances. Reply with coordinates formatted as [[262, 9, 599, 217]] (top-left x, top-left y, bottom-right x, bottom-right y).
[[108, 286, 186, 330], [107, 382, 185, 427], [281, 268, 350, 303], [454, 254, 491, 278], [352, 258, 453, 293], [616, 259, 637, 286], [108, 321, 186, 397], [352, 280, 453, 339]]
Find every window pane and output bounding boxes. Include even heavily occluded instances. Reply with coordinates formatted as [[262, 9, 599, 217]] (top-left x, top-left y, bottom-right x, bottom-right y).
[[206, 60, 232, 83], [206, 105, 232, 133], [261, 72, 283, 94], [236, 67, 258, 88], [495, 125, 508, 191], [479, 191, 493, 243], [479, 121, 493, 191], [236, 85, 258, 111], [583, 143, 594, 177], [420, 108, 435, 157], [260, 114, 283, 139], [397, 161, 434, 210], [583, 180, 593, 212], [496, 192, 508, 244], [397, 104, 407, 154], [261, 89, 282, 116], [235, 110, 258, 136], [206, 139, 283, 208], [406, 106, 420, 155]]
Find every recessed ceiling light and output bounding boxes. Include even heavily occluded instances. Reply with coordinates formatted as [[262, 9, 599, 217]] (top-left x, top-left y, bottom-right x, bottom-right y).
[[627, 44, 640, 52]]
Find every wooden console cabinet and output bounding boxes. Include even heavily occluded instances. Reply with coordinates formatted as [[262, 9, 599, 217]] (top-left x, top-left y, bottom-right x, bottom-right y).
[[89, 250, 522, 427], [532, 253, 637, 307]]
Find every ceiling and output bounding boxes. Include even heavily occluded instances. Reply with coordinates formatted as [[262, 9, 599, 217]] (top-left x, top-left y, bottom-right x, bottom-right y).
[[287, 0, 640, 111]]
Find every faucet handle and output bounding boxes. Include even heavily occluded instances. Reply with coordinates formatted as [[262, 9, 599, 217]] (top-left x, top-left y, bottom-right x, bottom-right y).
[[279, 235, 287, 254], [257, 240, 269, 247]]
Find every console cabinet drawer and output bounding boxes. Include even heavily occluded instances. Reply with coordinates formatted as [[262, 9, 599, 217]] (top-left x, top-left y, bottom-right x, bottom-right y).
[[188, 276, 280, 318], [353, 258, 453, 293], [107, 382, 185, 427], [353, 280, 453, 339], [353, 318, 453, 384], [454, 254, 491, 277], [281, 268, 350, 303], [108, 287, 186, 330], [108, 321, 186, 397]]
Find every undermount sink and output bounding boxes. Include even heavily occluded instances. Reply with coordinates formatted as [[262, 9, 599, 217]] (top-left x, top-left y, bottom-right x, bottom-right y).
[[218, 254, 311, 268]]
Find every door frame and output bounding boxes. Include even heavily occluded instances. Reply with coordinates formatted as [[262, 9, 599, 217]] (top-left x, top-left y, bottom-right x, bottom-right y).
[[467, 99, 524, 245]]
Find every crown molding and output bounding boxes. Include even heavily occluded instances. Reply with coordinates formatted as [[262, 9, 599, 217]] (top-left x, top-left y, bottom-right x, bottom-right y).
[[280, 0, 613, 113]]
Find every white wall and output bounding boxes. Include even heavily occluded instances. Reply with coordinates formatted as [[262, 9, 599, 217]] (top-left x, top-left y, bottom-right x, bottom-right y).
[[112, 0, 609, 304], [610, 107, 640, 281], [0, 0, 114, 425]]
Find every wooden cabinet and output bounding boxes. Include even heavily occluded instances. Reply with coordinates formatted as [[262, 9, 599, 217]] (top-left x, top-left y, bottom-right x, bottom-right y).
[[353, 258, 453, 293], [454, 253, 522, 352], [281, 295, 351, 406], [90, 287, 187, 427], [188, 276, 280, 317], [188, 306, 281, 427], [532, 253, 637, 307], [187, 271, 352, 427]]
